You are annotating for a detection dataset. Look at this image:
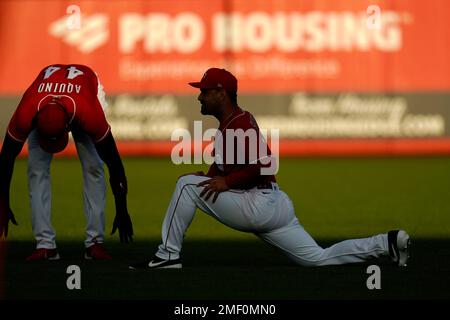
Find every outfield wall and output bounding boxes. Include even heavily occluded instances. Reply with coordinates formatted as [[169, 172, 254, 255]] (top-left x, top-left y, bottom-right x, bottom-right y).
[[1, 0, 449, 156]]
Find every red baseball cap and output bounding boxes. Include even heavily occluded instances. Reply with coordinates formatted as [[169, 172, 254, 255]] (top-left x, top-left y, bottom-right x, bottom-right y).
[[36, 102, 69, 153], [189, 68, 237, 92]]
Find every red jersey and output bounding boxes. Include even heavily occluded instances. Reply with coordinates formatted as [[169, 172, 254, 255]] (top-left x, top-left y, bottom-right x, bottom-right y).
[[7, 64, 110, 144], [207, 107, 277, 190]]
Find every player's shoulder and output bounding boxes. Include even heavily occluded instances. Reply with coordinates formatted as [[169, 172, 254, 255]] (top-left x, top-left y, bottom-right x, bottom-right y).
[[229, 108, 259, 130]]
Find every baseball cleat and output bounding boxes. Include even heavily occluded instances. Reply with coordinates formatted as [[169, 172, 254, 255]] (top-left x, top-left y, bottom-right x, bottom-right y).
[[388, 230, 410, 267], [84, 243, 112, 260], [25, 248, 60, 261], [129, 255, 182, 270]]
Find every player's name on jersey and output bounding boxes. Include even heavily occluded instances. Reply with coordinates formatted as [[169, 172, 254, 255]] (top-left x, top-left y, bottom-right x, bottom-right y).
[[37, 82, 81, 94]]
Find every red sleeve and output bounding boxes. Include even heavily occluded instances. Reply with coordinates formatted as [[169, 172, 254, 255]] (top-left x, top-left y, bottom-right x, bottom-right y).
[[219, 111, 275, 189], [73, 70, 111, 143], [221, 112, 264, 189], [79, 102, 111, 143], [7, 86, 39, 142]]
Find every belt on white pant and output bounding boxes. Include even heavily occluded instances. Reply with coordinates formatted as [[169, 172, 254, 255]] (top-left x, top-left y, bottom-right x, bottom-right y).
[[256, 182, 279, 191]]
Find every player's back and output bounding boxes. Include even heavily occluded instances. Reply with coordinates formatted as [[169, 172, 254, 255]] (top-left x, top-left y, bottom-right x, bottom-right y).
[[29, 64, 98, 99], [8, 64, 108, 143]]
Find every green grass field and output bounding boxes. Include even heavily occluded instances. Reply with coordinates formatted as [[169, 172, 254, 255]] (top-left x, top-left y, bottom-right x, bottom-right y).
[[2, 157, 450, 301]]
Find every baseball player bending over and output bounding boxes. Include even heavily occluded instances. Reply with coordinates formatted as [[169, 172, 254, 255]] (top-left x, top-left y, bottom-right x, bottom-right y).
[[0, 64, 133, 261], [129, 68, 410, 269]]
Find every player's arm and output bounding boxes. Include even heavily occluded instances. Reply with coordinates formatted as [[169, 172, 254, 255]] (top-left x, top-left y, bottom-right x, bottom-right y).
[[199, 163, 261, 197], [199, 159, 268, 202], [221, 119, 275, 189], [198, 124, 272, 200], [94, 131, 133, 243], [0, 134, 23, 238]]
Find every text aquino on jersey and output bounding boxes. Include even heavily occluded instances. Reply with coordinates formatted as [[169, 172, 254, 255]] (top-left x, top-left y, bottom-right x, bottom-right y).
[[173, 303, 277, 318], [37, 82, 82, 94]]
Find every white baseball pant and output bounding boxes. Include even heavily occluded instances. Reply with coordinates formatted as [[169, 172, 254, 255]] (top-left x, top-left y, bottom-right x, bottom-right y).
[[28, 128, 106, 249], [156, 174, 389, 266]]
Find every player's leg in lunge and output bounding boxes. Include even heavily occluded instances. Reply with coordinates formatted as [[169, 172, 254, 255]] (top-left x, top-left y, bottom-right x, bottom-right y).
[[259, 222, 388, 266], [155, 175, 202, 261], [27, 129, 56, 249], [156, 174, 252, 261], [72, 129, 106, 248], [257, 191, 389, 266]]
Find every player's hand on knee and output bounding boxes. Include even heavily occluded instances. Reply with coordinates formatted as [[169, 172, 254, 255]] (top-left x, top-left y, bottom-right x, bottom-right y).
[[198, 176, 229, 203]]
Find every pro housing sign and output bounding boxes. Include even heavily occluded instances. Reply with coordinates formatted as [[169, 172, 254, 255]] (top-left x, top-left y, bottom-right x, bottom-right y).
[[1, 0, 449, 93], [0, 0, 449, 155]]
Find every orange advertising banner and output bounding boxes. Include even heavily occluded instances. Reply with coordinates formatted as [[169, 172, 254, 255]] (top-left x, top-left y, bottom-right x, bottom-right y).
[[0, 0, 449, 94]]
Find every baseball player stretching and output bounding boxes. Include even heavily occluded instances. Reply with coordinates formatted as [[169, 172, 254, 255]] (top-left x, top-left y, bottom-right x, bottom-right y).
[[0, 64, 133, 261], [129, 68, 410, 269]]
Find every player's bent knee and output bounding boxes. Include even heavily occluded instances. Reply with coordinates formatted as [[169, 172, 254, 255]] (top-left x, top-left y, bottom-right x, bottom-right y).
[[84, 163, 104, 177], [176, 174, 203, 187]]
